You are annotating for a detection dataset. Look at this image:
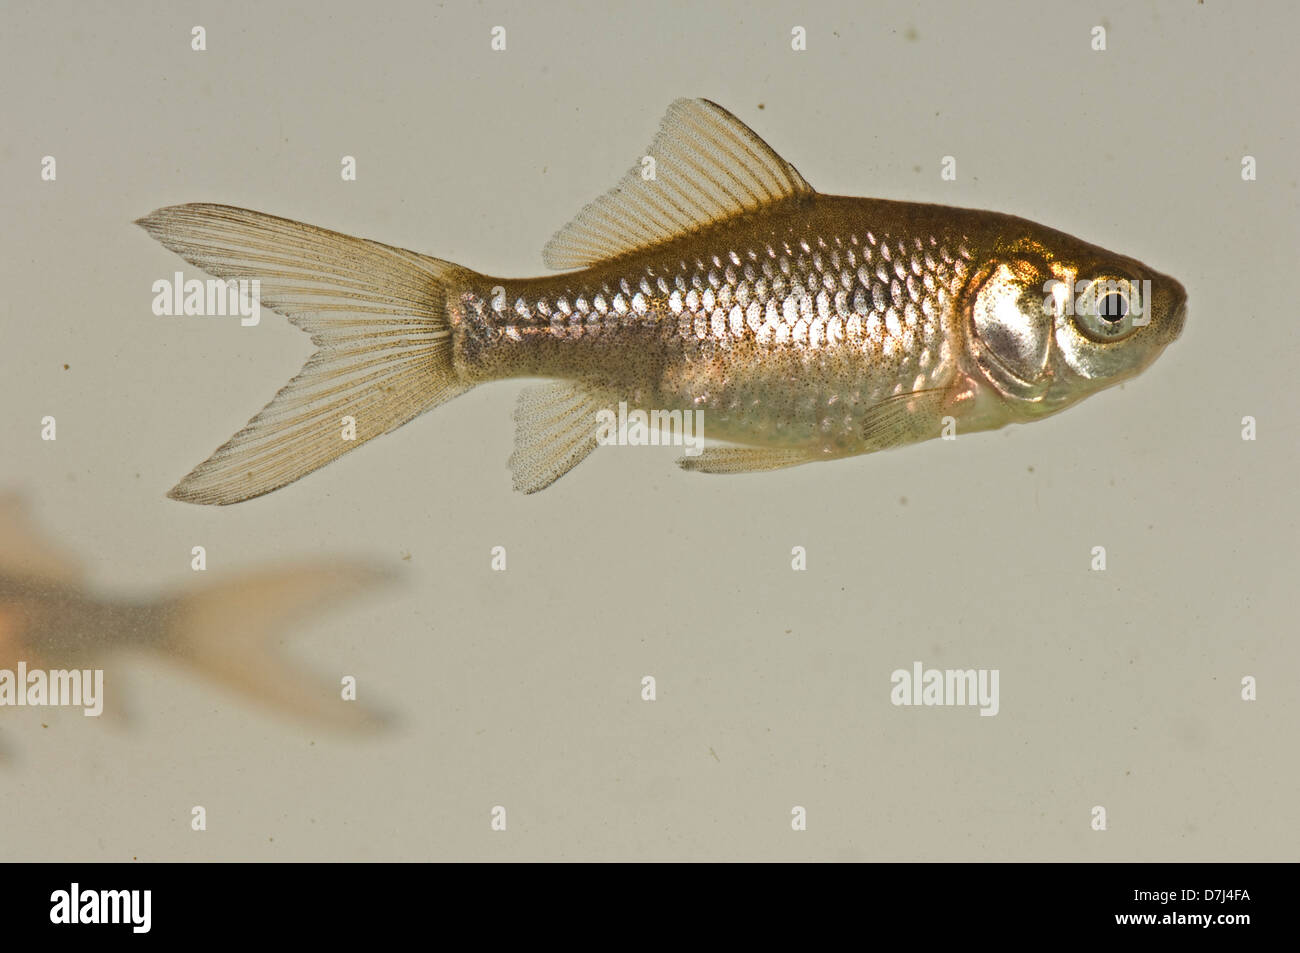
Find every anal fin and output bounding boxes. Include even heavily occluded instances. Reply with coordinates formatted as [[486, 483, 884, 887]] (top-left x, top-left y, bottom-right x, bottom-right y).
[[509, 383, 606, 493]]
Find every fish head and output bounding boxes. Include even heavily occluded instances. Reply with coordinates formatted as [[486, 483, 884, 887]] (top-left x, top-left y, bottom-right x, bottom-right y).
[[962, 225, 1186, 421]]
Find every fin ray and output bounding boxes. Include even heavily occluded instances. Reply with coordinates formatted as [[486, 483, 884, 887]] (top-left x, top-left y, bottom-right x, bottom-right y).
[[542, 99, 815, 270], [677, 446, 815, 475], [136, 204, 474, 504], [859, 387, 954, 449], [508, 383, 606, 493]]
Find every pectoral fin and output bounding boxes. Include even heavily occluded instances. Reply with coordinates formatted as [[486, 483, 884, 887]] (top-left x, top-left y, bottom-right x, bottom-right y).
[[859, 387, 956, 450]]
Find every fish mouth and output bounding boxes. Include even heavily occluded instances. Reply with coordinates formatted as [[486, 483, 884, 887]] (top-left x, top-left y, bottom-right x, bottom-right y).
[[1168, 295, 1188, 340], [1156, 277, 1188, 342]]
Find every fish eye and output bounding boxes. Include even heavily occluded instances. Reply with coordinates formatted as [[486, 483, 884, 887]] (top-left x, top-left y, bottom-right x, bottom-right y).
[[1098, 292, 1128, 323], [1074, 279, 1138, 343]]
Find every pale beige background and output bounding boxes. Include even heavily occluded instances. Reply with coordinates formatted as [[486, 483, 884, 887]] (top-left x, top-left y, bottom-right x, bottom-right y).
[[2, 0, 1296, 861]]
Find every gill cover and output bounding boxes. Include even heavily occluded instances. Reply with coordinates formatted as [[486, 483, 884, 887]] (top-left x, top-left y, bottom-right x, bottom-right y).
[[969, 258, 1053, 400]]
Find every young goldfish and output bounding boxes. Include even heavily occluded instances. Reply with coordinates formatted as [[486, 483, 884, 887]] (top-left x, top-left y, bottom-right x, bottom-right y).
[[137, 99, 1185, 503]]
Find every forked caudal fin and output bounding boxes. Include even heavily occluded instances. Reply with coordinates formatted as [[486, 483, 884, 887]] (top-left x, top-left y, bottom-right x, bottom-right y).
[[155, 564, 396, 731], [135, 204, 474, 505]]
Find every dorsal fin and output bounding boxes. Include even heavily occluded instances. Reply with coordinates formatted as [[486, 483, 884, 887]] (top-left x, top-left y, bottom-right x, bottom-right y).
[[542, 99, 816, 270]]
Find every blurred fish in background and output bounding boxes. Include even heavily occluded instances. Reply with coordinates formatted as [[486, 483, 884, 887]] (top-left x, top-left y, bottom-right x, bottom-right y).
[[0, 494, 394, 759]]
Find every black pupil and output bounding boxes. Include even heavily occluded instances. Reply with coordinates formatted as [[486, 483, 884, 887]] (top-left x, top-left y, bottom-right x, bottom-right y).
[[1099, 293, 1128, 323]]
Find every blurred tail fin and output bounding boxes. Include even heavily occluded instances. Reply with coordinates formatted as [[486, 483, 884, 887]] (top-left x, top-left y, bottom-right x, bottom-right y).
[[156, 563, 396, 732]]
